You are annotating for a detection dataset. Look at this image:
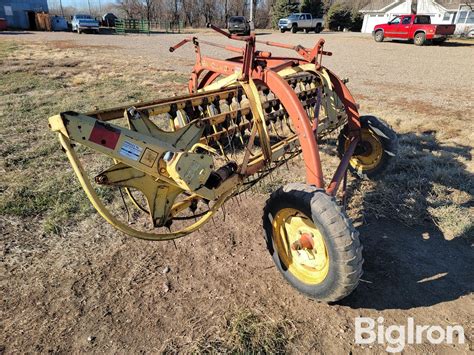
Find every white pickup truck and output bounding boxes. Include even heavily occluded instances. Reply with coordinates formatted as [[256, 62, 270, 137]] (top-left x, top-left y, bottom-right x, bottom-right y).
[[278, 13, 324, 33], [71, 14, 100, 34]]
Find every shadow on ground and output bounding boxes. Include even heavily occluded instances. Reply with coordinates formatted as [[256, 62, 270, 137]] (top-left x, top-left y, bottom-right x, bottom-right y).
[[339, 131, 473, 310], [340, 218, 473, 310], [0, 31, 33, 35], [386, 38, 474, 46], [439, 40, 474, 47]]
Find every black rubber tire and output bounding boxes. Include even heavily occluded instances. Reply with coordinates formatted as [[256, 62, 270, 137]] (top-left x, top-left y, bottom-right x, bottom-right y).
[[280, 28, 286, 33], [414, 32, 426, 46], [337, 115, 398, 180], [315, 24, 322, 33], [374, 30, 384, 42], [263, 183, 363, 302], [291, 24, 298, 33]]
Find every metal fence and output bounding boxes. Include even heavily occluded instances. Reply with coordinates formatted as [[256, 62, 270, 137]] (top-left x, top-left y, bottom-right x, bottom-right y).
[[115, 19, 184, 35]]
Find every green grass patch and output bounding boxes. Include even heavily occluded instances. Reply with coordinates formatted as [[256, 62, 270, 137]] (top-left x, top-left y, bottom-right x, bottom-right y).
[[0, 41, 18, 55]]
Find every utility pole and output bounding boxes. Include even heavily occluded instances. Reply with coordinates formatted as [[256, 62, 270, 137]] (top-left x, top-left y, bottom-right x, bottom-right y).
[[249, 0, 254, 30], [224, 0, 228, 25], [59, 0, 64, 17]]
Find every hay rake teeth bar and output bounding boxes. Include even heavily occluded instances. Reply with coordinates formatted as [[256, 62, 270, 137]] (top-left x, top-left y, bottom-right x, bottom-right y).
[[48, 28, 361, 241]]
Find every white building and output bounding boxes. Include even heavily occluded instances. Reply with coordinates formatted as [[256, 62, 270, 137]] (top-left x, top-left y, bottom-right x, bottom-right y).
[[360, 0, 474, 36]]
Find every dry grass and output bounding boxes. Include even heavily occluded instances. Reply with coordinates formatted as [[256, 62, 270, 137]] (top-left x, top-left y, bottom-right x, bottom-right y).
[[0, 40, 189, 235], [159, 309, 296, 354]]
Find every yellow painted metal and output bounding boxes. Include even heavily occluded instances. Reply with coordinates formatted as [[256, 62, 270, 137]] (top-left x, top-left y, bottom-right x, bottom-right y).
[[97, 162, 182, 226], [199, 72, 240, 92], [239, 79, 272, 162], [125, 109, 204, 151], [277, 64, 346, 132], [57, 133, 234, 240], [272, 208, 329, 284], [345, 128, 383, 172], [48, 113, 200, 183], [166, 152, 213, 191], [48, 63, 345, 241]]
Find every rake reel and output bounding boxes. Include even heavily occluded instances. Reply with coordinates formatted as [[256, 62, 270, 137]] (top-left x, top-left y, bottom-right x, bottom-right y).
[[48, 25, 398, 302]]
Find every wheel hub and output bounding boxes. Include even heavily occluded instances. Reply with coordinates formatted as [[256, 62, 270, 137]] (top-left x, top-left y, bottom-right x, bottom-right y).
[[346, 128, 383, 172], [273, 208, 329, 284]]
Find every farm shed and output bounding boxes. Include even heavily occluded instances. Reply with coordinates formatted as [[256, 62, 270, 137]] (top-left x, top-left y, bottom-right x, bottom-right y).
[[0, 0, 48, 30]]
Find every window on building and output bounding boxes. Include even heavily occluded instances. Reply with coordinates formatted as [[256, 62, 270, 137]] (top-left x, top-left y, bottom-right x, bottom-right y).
[[4, 6, 12, 16], [466, 11, 474, 24], [442, 12, 451, 21], [457, 11, 468, 23]]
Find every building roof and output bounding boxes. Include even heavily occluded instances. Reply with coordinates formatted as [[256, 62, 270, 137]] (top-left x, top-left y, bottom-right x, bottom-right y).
[[433, 0, 466, 10], [360, 0, 401, 12]]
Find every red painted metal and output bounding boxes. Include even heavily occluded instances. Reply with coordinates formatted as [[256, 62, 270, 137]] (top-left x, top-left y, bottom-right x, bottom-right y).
[[323, 68, 361, 137], [170, 26, 363, 195], [326, 136, 359, 196], [88, 121, 121, 150], [263, 69, 324, 187]]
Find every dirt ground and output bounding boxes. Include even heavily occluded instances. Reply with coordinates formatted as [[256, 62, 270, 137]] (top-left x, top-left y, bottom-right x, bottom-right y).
[[1, 30, 473, 353]]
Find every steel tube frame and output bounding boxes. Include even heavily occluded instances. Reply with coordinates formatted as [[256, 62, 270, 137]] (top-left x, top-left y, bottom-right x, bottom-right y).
[[172, 31, 362, 196]]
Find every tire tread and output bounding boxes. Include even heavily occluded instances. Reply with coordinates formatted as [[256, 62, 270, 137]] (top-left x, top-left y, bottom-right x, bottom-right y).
[[263, 183, 363, 302]]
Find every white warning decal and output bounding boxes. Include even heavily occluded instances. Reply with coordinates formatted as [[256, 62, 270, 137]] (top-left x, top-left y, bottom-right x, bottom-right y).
[[119, 141, 142, 161]]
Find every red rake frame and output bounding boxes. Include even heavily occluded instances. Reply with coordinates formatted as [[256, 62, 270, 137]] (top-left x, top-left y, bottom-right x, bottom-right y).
[[170, 25, 362, 197]]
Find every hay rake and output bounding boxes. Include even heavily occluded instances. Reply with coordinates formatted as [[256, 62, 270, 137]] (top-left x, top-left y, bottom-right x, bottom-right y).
[[48, 26, 398, 302]]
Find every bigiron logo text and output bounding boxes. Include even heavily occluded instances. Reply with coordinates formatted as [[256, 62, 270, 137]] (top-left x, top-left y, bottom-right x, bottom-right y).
[[355, 317, 465, 352]]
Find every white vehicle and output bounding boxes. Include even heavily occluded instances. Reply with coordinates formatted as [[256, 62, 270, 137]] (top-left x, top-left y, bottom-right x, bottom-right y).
[[71, 14, 100, 34], [278, 13, 324, 33]]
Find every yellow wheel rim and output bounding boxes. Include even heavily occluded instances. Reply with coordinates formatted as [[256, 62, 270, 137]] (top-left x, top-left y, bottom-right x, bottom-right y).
[[272, 208, 329, 285], [346, 128, 383, 172]]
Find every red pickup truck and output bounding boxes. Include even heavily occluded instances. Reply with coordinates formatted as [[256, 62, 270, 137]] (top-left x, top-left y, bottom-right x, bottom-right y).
[[373, 14, 455, 46]]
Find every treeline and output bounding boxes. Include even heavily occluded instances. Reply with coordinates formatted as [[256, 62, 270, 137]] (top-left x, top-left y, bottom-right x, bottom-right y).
[[49, 0, 371, 30], [113, 0, 275, 27], [272, 0, 370, 30]]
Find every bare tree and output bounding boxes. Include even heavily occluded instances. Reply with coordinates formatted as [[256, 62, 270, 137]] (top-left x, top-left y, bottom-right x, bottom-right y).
[[111, 0, 313, 28], [143, 0, 155, 22], [116, 0, 142, 19]]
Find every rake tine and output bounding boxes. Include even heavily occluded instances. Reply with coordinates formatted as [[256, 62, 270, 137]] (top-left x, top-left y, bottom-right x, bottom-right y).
[[285, 116, 295, 134], [225, 128, 236, 158], [237, 127, 245, 145], [118, 187, 131, 223]]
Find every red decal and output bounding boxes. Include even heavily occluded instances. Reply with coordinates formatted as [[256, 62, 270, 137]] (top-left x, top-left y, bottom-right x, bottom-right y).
[[88, 122, 121, 150]]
